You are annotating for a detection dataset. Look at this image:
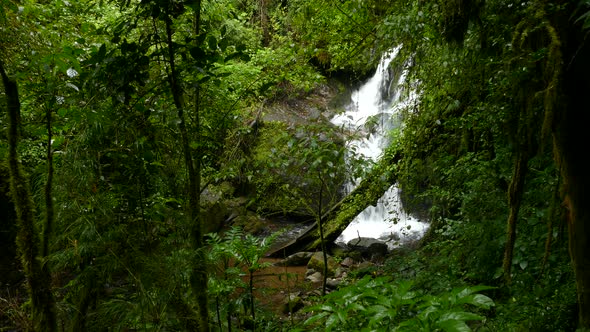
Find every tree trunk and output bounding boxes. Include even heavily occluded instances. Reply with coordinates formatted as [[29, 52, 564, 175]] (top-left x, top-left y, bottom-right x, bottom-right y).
[[259, 0, 270, 46], [164, 5, 209, 329], [42, 103, 54, 258], [1, 60, 57, 332], [502, 151, 529, 283], [556, 30, 590, 328], [317, 181, 327, 296]]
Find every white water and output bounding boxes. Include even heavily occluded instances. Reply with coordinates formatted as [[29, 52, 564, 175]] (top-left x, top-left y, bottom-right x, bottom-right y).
[[332, 47, 429, 249]]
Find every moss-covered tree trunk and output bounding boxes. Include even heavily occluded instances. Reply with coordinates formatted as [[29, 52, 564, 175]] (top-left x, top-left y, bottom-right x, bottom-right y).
[[1, 60, 57, 332]]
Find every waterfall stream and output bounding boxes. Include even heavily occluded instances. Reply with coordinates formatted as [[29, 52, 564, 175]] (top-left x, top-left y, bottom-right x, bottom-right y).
[[332, 48, 429, 249]]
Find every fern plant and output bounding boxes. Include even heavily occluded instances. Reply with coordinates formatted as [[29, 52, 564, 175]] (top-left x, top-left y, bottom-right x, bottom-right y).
[[206, 226, 281, 330]]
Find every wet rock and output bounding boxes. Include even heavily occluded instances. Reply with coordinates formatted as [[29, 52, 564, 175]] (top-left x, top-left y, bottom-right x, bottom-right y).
[[347, 237, 385, 248], [379, 231, 400, 242], [306, 271, 322, 283], [326, 278, 341, 289], [347, 237, 388, 259]]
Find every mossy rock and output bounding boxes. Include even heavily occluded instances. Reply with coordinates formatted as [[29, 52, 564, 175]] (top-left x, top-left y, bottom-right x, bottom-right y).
[[307, 252, 338, 277], [201, 201, 227, 234], [231, 212, 267, 235]]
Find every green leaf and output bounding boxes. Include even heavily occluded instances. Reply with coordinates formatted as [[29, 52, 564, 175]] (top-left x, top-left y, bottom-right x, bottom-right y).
[[189, 46, 206, 60], [304, 311, 329, 326], [97, 44, 107, 62], [456, 285, 495, 299], [325, 311, 343, 330], [57, 108, 68, 117], [460, 294, 494, 309], [219, 37, 228, 52], [439, 311, 484, 322], [207, 35, 217, 50], [437, 318, 472, 332]]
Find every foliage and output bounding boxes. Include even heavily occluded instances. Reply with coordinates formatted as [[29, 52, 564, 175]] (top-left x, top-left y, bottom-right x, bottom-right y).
[[575, 0, 590, 30], [302, 275, 494, 331]]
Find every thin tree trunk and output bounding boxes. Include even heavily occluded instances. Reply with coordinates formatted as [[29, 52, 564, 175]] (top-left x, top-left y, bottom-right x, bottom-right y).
[[259, 0, 270, 46], [502, 151, 529, 283], [192, 3, 209, 329], [1, 60, 57, 332], [164, 5, 209, 329], [540, 176, 560, 277], [249, 271, 255, 324], [42, 103, 54, 258], [318, 177, 328, 296]]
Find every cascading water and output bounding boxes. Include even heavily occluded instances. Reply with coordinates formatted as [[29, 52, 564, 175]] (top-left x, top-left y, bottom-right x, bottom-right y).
[[332, 47, 429, 249]]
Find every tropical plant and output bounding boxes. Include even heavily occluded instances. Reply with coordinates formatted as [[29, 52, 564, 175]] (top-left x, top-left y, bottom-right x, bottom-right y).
[[302, 275, 495, 331]]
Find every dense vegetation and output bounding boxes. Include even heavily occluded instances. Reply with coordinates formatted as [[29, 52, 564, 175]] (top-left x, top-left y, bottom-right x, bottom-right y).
[[1, 0, 589, 331]]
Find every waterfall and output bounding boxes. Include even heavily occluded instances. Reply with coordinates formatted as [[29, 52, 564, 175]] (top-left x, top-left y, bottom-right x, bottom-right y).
[[332, 47, 429, 249]]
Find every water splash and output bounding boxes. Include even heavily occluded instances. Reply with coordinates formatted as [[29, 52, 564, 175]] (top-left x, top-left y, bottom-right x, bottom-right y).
[[332, 47, 429, 249]]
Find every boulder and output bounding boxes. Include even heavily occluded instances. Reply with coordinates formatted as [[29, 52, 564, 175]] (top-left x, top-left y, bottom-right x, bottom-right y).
[[346, 237, 388, 258], [347, 237, 384, 248], [326, 278, 341, 289], [305, 271, 322, 283], [231, 212, 267, 235], [307, 252, 338, 277]]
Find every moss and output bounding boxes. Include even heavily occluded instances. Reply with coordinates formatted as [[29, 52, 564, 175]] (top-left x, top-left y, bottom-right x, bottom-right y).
[[1, 60, 57, 331]]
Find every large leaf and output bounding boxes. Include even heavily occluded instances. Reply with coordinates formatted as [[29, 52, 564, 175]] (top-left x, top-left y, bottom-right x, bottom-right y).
[[439, 311, 484, 322], [456, 293, 495, 309], [437, 319, 472, 332]]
